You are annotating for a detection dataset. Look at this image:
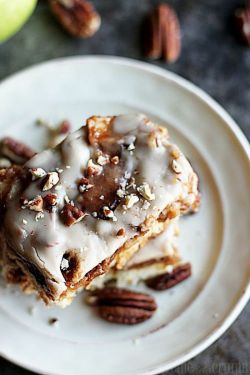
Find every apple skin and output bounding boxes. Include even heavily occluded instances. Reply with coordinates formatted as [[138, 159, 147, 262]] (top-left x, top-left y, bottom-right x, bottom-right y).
[[0, 0, 37, 43]]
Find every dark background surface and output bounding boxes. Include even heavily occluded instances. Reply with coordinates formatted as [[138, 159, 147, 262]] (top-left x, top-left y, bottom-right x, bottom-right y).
[[0, 0, 249, 374]]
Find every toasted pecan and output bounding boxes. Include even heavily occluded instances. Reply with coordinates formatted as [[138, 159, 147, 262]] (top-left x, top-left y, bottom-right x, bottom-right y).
[[145, 263, 192, 290], [86, 287, 157, 325]]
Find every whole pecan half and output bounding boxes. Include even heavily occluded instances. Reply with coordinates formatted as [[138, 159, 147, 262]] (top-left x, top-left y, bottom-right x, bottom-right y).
[[145, 263, 192, 290], [86, 287, 157, 325], [233, 7, 250, 45], [49, 0, 101, 38], [143, 4, 181, 63], [0, 137, 35, 164]]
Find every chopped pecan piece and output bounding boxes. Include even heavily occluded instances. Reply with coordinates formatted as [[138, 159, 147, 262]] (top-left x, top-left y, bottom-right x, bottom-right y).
[[78, 177, 89, 185], [61, 203, 87, 226], [58, 119, 71, 134], [145, 263, 192, 290], [23, 195, 44, 212], [42, 172, 59, 191], [30, 167, 47, 180], [78, 177, 93, 192], [49, 0, 101, 38], [86, 287, 157, 325], [44, 193, 58, 211], [123, 194, 139, 209], [103, 206, 117, 221], [97, 154, 110, 166], [137, 182, 155, 201], [86, 159, 103, 176], [111, 156, 119, 165], [0, 137, 35, 164]]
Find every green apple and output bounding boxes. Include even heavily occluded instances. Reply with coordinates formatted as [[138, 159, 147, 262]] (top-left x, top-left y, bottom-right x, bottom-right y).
[[0, 0, 37, 43]]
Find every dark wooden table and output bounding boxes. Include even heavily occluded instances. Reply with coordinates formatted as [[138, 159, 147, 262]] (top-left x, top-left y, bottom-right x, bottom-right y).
[[0, 1, 249, 374]]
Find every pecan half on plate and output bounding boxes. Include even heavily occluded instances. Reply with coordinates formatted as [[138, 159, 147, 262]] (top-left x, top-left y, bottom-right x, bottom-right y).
[[86, 287, 157, 325], [145, 263, 192, 290]]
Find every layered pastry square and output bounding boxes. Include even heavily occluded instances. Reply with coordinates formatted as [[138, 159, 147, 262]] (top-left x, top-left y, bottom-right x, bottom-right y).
[[0, 114, 200, 306], [89, 218, 182, 289]]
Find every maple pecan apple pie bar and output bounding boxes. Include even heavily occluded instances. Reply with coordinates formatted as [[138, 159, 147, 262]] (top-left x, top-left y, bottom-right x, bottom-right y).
[[0, 114, 200, 306]]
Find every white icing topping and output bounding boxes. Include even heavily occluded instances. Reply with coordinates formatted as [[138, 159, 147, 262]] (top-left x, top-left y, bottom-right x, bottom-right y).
[[112, 113, 146, 134], [4, 114, 198, 300]]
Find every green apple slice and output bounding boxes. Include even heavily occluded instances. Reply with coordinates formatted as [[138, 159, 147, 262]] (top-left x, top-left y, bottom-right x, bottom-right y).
[[0, 0, 37, 43]]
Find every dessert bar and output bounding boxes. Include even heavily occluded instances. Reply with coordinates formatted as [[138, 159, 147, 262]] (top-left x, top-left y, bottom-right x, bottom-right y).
[[0, 114, 199, 306]]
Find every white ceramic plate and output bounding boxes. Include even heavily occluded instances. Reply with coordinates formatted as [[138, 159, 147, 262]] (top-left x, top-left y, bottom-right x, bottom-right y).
[[0, 56, 249, 375]]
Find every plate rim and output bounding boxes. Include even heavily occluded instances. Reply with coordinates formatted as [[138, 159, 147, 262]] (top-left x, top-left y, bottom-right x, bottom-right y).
[[0, 55, 249, 375]]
